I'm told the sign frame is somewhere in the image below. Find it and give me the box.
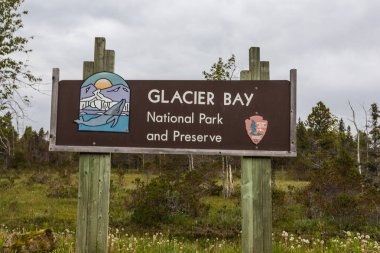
[49,68,297,157]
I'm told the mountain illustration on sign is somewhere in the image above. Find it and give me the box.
[74,72,130,133]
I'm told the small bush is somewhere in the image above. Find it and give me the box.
[209,180,223,196]
[28,171,51,185]
[46,174,77,199]
[0,171,19,188]
[129,177,172,226]
[0,178,13,190]
[128,171,210,227]
[272,188,288,225]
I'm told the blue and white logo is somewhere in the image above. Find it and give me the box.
[74,72,130,133]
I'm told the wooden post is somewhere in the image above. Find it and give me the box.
[76,37,113,253]
[240,47,272,253]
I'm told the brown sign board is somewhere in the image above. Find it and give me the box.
[49,71,296,157]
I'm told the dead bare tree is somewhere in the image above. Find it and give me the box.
[188,154,194,171]
[221,155,234,198]
[348,101,362,175]
[228,164,234,195]
[363,105,370,164]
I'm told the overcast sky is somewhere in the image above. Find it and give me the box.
[15,0,380,132]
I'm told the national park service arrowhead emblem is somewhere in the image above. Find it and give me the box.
[245,115,268,145]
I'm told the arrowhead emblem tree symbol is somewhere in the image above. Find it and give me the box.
[245,115,268,145]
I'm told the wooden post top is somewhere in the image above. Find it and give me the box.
[240,47,270,81]
[83,37,115,79]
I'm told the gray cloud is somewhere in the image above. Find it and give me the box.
[14,0,380,133]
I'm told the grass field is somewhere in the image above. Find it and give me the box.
[0,169,308,230]
[0,168,303,231]
[0,170,153,230]
[275,180,310,192]
[0,172,75,230]
[3,169,379,252]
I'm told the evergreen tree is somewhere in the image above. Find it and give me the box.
[304,102,339,169]
[338,118,346,133]
[0,112,18,168]
[306,101,337,136]
[18,126,49,166]
[369,103,380,174]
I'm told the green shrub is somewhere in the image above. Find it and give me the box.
[46,173,77,199]
[0,178,13,190]
[28,171,51,185]
[292,219,317,234]
[272,188,289,226]
[210,180,223,196]
[129,171,210,227]
[129,177,172,226]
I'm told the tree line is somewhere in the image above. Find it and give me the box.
[1,100,380,181]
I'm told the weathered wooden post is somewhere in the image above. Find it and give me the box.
[76,37,114,253]
[240,47,272,253]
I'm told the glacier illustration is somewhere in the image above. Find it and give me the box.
[74,72,130,133]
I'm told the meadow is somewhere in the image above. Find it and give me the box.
[2,226,380,252]
[1,168,380,252]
